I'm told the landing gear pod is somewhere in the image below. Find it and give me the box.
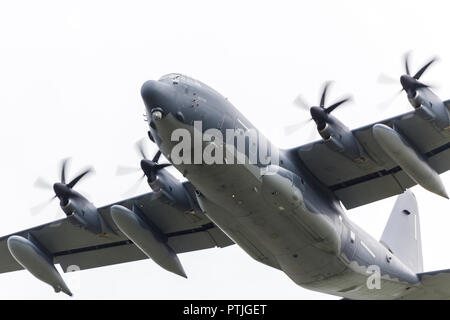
[110,205,187,278]
[372,124,448,199]
[7,236,72,296]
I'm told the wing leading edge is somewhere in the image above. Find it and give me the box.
[0,183,233,276]
[289,110,450,209]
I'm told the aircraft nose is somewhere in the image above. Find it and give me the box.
[141,80,174,113]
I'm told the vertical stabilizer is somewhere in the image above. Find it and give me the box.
[380,190,423,273]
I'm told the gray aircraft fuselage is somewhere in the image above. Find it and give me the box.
[141,73,419,299]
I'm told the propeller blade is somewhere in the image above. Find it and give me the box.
[135,139,148,160]
[154,163,171,171]
[305,125,318,142]
[325,97,352,114]
[293,94,310,111]
[33,177,53,190]
[376,89,403,111]
[404,52,411,76]
[320,82,331,108]
[60,158,69,184]
[414,57,437,80]
[30,196,56,216]
[122,174,146,197]
[116,165,141,176]
[284,118,312,136]
[377,73,398,85]
[152,150,162,163]
[66,168,94,189]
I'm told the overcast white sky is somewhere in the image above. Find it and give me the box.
[1,0,450,299]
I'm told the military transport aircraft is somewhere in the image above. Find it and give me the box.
[2,54,450,299]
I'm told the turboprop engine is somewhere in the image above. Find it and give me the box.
[386,53,450,130]
[117,140,197,214]
[33,158,112,235]
[10,159,117,296]
[287,82,367,163]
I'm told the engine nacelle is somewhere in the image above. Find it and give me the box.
[319,122,367,163]
[411,89,450,130]
[150,170,197,214]
[61,195,112,235]
[318,123,333,140]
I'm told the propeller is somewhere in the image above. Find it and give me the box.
[116,140,171,194]
[31,159,94,215]
[400,52,437,98]
[379,53,438,102]
[285,82,352,135]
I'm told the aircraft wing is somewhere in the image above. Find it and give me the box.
[288,110,450,209]
[0,182,233,274]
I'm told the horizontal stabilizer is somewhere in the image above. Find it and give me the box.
[400,269,450,299]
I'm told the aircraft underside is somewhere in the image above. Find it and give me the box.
[150,111,418,300]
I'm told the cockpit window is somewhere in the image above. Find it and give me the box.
[158,73,202,88]
[184,76,202,88]
[159,73,182,84]
[159,73,180,80]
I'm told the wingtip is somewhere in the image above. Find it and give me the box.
[436,189,449,199]
[436,185,449,199]
[65,290,73,297]
[176,269,188,279]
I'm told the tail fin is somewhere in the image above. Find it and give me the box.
[380,190,423,273]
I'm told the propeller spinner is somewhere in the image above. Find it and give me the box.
[286,82,352,135]
[32,159,94,214]
[116,140,171,194]
[400,53,437,99]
